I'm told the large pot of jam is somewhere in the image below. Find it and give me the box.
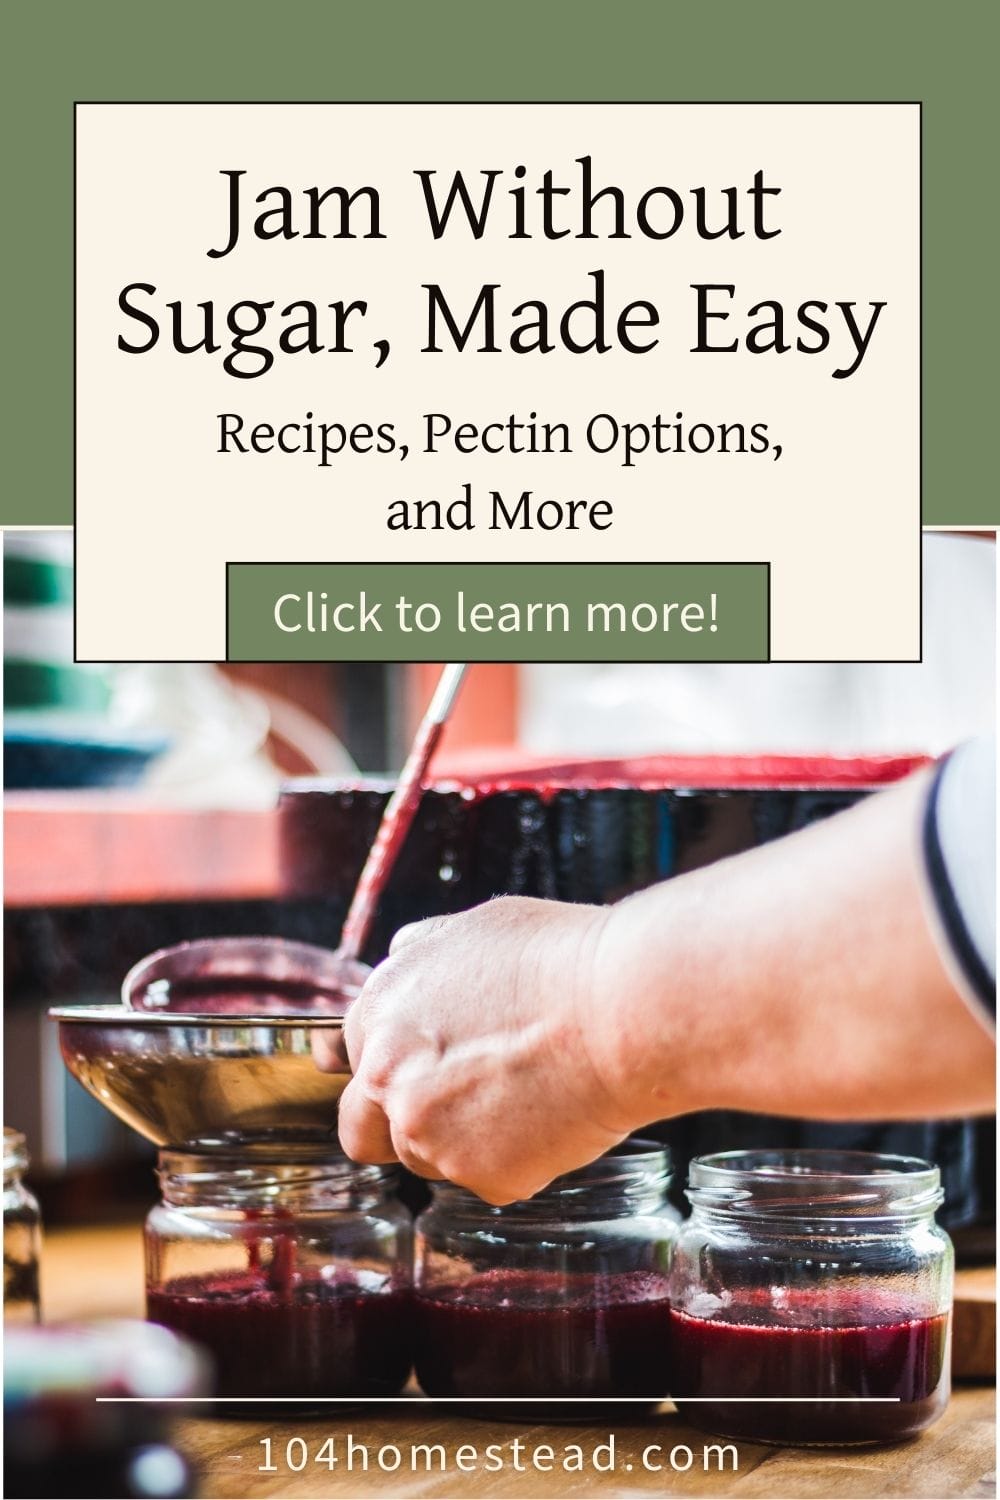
[278,753,990,1249]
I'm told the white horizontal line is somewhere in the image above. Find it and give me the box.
[97,1396,902,1405]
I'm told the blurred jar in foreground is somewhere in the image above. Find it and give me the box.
[4,1319,206,1499]
[4,1126,42,1324]
[414,1139,677,1419]
[670,1150,954,1445]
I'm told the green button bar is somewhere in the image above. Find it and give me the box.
[227,561,770,663]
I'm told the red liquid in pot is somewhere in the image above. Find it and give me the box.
[669,1304,950,1444]
[147,1272,411,1400]
[414,1270,672,1418]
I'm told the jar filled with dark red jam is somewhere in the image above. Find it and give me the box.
[413,1139,677,1418]
[670,1150,953,1446]
[145,1146,412,1403]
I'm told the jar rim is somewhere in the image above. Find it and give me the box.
[431,1137,671,1212]
[3,1127,28,1176]
[687,1148,942,1219]
[157,1144,398,1203]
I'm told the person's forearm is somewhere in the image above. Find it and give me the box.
[334,762,994,1203]
[597,769,995,1126]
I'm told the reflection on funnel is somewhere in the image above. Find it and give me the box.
[51,937,365,1150]
[123,936,369,1017]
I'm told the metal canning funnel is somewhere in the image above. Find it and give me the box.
[50,937,365,1149]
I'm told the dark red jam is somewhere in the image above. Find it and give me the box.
[669,1300,950,1445]
[147,1272,411,1400]
[414,1269,672,1418]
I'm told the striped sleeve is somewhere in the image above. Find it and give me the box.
[922,736,996,1021]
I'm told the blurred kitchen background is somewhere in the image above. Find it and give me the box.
[4,530,995,1255]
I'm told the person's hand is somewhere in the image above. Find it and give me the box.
[326,763,996,1202]
[333,896,638,1204]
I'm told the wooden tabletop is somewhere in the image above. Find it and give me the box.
[42,1223,997,1500]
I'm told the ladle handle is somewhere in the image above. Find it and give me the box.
[425,659,467,724]
[338,663,468,962]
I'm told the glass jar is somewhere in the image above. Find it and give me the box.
[3,1128,42,1324]
[670,1150,953,1445]
[414,1139,677,1417]
[145,1146,412,1401]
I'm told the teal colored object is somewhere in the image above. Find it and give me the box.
[4,553,74,606]
[4,725,168,789]
[4,659,110,713]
